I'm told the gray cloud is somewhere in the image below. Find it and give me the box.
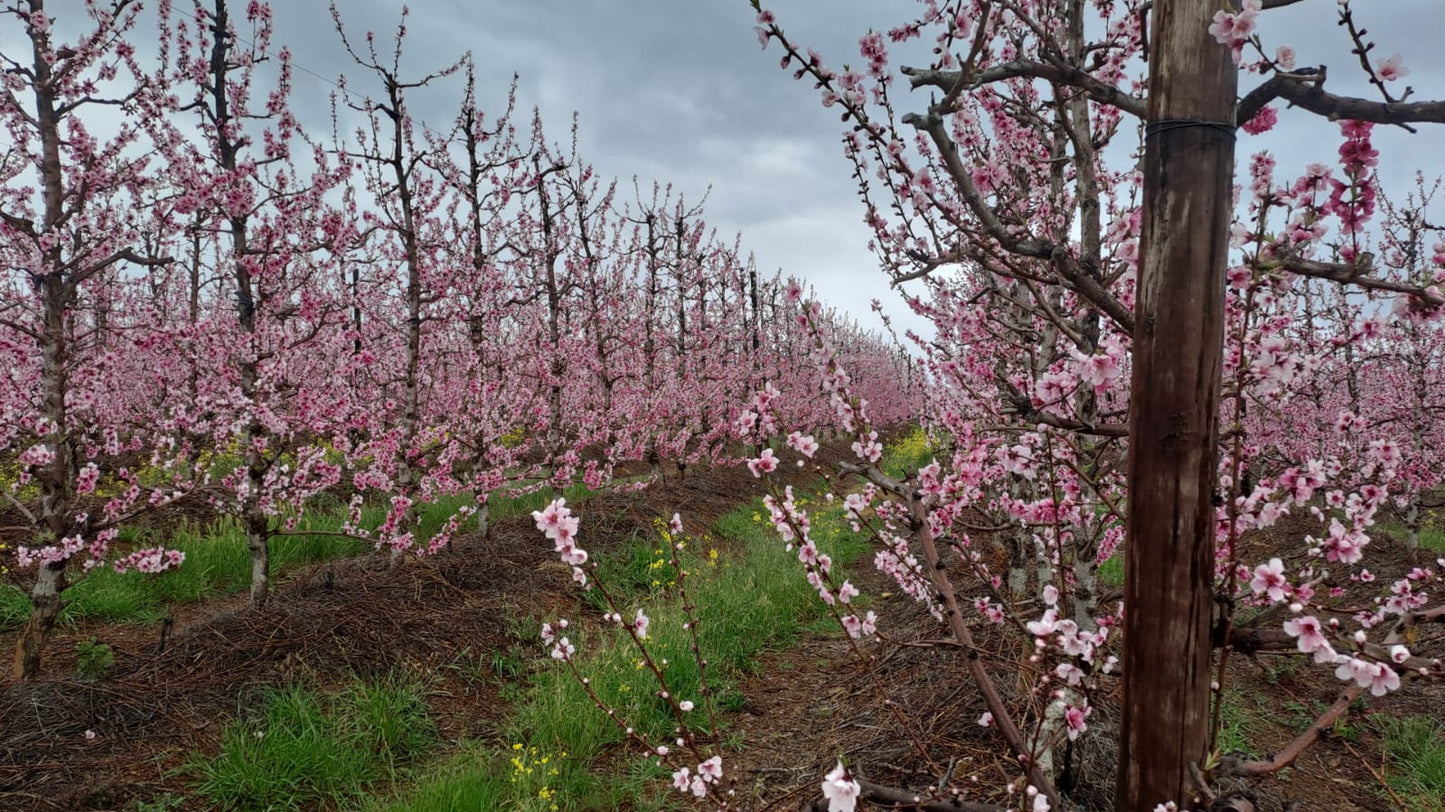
[230,1,1445,340]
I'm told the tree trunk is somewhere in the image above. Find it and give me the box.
[14,562,66,680]
[1117,1,1237,809]
[246,512,271,609]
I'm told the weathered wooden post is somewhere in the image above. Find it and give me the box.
[1118,0,1238,808]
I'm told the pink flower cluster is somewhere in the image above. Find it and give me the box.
[533,498,588,586]
[1207,0,1260,64]
[111,546,185,575]
[540,618,574,661]
[1283,612,1409,695]
[671,755,722,799]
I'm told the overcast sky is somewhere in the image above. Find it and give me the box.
[18,1,1444,338]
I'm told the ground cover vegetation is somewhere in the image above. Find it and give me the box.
[5,1,1445,811]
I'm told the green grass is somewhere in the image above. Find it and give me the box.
[1210,689,1264,757]
[0,484,594,633]
[487,482,597,523]
[191,673,436,811]
[0,514,380,632]
[1098,553,1125,586]
[1377,715,1445,812]
[1374,513,1445,554]
[0,584,28,630]
[1421,525,1444,552]
[378,489,870,811]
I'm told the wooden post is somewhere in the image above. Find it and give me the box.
[1118,0,1237,809]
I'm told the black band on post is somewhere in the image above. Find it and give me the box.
[1143,118,1238,140]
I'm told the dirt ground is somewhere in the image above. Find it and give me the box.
[2,456,1441,811]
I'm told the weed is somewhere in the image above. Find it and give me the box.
[386,491,866,810]
[191,675,435,810]
[1262,660,1299,687]
[880,425,934,478]
[489,648,526,681]
[345,675,436,769]
[1210,689,1261,757]
[75,638,114,681]
[1421,525,1444,552]
[127,794,184,812]
[1376,715,1445,812]
[507,742,566,811]
[370,743,509,811]
[0,584,29,631]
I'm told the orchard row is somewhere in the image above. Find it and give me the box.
[0,1,916,678]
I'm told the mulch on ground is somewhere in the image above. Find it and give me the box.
[720,504,1445,812]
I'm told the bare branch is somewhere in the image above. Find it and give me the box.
[903,61,1147,120]
[1238,70,1445,131]
[903,111,1136,335]
[2,489,37,525]
[1274,255,1445,306]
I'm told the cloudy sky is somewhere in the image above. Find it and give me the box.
[22,1,1442,337]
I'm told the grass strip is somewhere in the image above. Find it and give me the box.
[0,486,596,632]
[191,673,437,811]
[375,487,869,811]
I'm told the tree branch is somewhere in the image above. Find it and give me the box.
[1222,604,1445,778]
[1238,70,1445,131]
[903,61,1147,120]
[902,112,1136,335]
[1274,255,1445,306]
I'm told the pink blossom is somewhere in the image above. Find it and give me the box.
[18,444,55,468]
[550,636,575,660]
[1283,615,1334,662]
[1075,351,1122,391]
[1240,105,1277,135]
[1335,656,1400,696]
[1249,557,1289,602]
[787,430,819,457]
[821,762,861,812]
[1064,703,1090,740]
[748,448,779,477]
[851,437,883,463]
[1027,608,1060,637]
[860,610,876,635]
[1207,0,1260,51]
[1375,53,1409,82]
[540,619,566,645]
